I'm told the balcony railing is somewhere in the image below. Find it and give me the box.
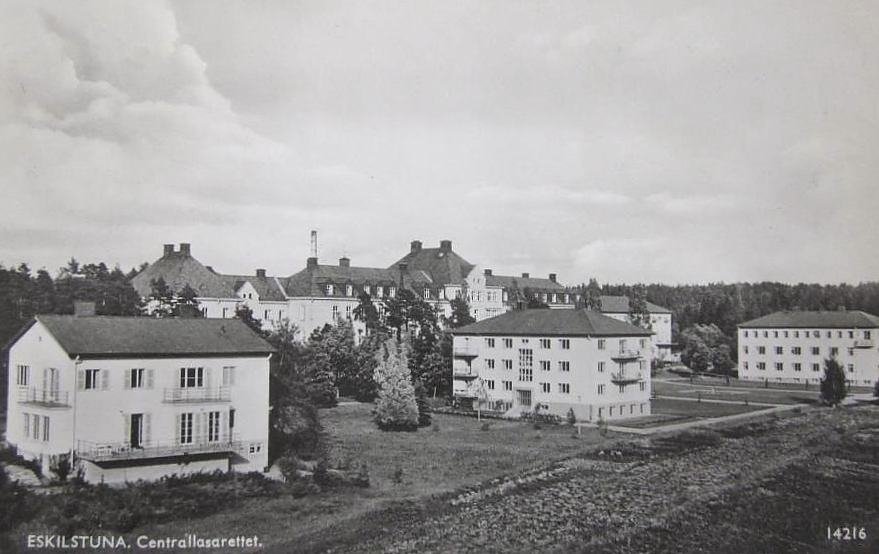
[610,371,644,385]
[453,367,479,380]
[853,339,875,349]
[77,435,242,463]
[453,344,480,358]
[162,387,231,403]
[18,388,70,407]
[611,349,642,362]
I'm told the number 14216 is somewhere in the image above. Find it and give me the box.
[827,527,867,541]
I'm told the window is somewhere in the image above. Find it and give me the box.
[757,362,766,371]
[597,384,605,395]
[503,380,513,391]
[486,380,495,390]
[346,285,353,297]
[264,309,271,320]
[540,382,551,393]
[640,382,646,392]
[485,338,495,348]
[744,362,749,371]
[423,288,431,300]
[784,331,789,338]
[811,346,820,355]
[598,361,605,373]
[222,366,236,387]
[503,359,513,370]
[129,368,145,389]
[758,346,766,355]
[346,305,353,319]
[559,383,570,394]
[539,360,551,371]
[618,384,625,393]
[597,339,606,350]
[503,338,513,349]
[813,330,819,338]
[866,331,872,340]
[364,285,372,296]
[540,338,551,349]
[42,416,50,441]
[559,361,570,372]
[32,414,40,440]
[208,411,221,442]
[389,286,396,298]
[23,412,30,438]
[485,359,495,370]
[522,338,529,344]
[830,347,839,357]
[559,339,570,350]
[775,346,783,355]
[775,362,784,371]
[848,364,854,373]
[179,413,193,444]
[794,331,799,338]
[518,349,533,382]
[773,331,779,338]
[793,363,802,372]
[84,369,101,390]
[763,331,769,338]
[180,367,204,388]
[376,286,384,298]
[792,347,801,355]
[325,284,334,296]
[826,331,832,338]
[16,365,29,386]
[812,363,820,372]
[744,346,749,354]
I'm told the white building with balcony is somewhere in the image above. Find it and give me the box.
[450,309,654,421]
[737,310,879,386]
[599,295,675,362]
[4,313,273,483]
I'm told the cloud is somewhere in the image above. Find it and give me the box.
[468,185,631,207]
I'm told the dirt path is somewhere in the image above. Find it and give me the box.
[310,406,879,554]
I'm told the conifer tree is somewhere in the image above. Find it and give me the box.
[373,339,419,431]
[820,357,847,406]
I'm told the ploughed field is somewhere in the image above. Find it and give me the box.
[318,405,879,554]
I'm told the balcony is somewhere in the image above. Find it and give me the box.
[162,387,231,403]
[611,349,642,362]
[77,435,243,463]
[853,339,874,349]
[453,344,480,359]
[610,371,643,385]
[453,382,481,398]
[453,367,479,380]
[18,388,70,408]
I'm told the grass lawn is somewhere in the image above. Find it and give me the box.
[653,380,820,405]
[651,397,771,418]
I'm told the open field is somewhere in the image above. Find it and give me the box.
[654,378,823,405]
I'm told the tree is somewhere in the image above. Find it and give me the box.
[235,304,265,336]
[414,379,433,427]
[148,277,174,317]
[584,278,602,311]
[373,338,419,431]
[353,292,382,336]
[820,357,847,406]
[629,284,652,329]
[175,284,202,318]
[445,296,475,329]
[679,324,734,374]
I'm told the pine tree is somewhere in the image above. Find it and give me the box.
[414,379,433,427]
[373,339,419,431]
[820,357,847,406]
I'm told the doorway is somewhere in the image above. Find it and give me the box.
[130,413,143,449]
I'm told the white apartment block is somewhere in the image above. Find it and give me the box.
[737,311,879,387]
[599,295,675,362]
[450,309,653,421]
[5,312,273,483]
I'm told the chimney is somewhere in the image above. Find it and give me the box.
[410,240,422,253]
[307,257,319,268]
[179,243,191,256]
[521,272,530,278]
[73,301,96,317]
[549,273,557,283]
[484,269,493,276]
[339,257,350,268]
[398,262,408,286]
[163,244,174,257]
[256,268,266,278]
[439,240,452,252]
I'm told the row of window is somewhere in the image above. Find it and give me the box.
[743,361,856,373]
[743,329,872,340]
[21,413,50,442]
[325,283,397,299]
[481,338,646,351]
[482,381,647,396]
[745,346,848,357]
[74,366,237,391]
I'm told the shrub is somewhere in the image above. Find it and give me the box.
[873,380,879,401]
[373,339,419,431]
[0,444,42,478]
[0,464,35,533]
[49,453,73,483]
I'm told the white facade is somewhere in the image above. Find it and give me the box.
[452,333,652,421]
[604,311,674,362]
[6,320,270,483]
[738,326,879,386]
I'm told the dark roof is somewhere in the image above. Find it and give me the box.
[28,316,275,358]
[283,265,403,297]
[739,311,879,329]
[599,295,672,314]
[486,274,566,292]
[391,247,475,286]
[130,251,234,298]
[221,275,287,302]
[450,309,653,337]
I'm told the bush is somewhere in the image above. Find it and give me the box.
[0,464,35,533]
[373,339,419,431]
[0,444,42,478]
[49,453,73,484]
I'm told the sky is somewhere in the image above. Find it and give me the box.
[1,0,877,285]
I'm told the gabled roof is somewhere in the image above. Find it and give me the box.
[450,309,653,337]
[25,316,275,358]
[391,247,475,287]
[130,250,234,299]
[738,310,879,329]
[283,265,403,297]
[599,295,672,314]
[221,275,287,302]
[486,274,566,292]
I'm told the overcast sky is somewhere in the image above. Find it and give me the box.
[1,0,877,285]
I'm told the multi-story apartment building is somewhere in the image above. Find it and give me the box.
[4,306,273,483]
[599,295,675,362]
[131,241,575,339]
[450,309,653,421]
[737,311,879,386]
